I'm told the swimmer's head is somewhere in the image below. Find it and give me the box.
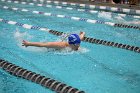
[68,34,81,51]
[68,34,81,45]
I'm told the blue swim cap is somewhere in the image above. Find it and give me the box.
[68,34,81,45]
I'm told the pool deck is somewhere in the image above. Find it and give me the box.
[57,0,140,10]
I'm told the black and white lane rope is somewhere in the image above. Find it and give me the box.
[1,0,140,19]
[1,0,140,15]
[0,59,85,93]
[0,18,139,53]
[49,30,140,53]
[1,5,140,30]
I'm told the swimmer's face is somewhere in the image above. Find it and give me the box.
[69,44,80,51]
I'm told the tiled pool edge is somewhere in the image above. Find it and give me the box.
[0,59,85,93]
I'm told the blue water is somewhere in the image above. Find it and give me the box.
[0,1,140,93]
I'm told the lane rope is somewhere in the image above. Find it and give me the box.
[0,59,85,93]
[0,45,57,79]
[0,18,139,53]
[1,5,140,30]
[1,0,140,19]
[2,0,140,15]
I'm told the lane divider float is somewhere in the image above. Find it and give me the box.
[1,0,140,19]
[49,30,140,53]
[1,5,140,30]
[1,0,140,15]
[0,18,139,53]
[0,59,85,93]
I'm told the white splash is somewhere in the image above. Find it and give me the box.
[126,20,140,25]
[114,16,140,25]
[14,28,33,41]
[54,47,89,55]
[114,16,125,21]
[98,12,112,20]
[14,28,33,49]
[78,47,90,53]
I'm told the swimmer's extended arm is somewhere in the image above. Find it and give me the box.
[22,40,68,48]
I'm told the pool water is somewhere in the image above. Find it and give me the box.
[0,0,140,93]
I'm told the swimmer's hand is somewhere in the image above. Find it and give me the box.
[79,31,85,41]
[22,40,30,47]
[80,31,85,35]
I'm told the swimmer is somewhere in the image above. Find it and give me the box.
[22,32,85,51]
